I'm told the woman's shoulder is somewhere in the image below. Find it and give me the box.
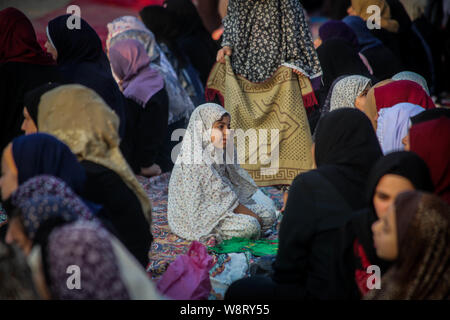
[0,61,58,77]
[81,161,141,203]
[291,169,332,189]
[81,161,123,185]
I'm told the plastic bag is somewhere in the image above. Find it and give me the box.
[157,241,213,300]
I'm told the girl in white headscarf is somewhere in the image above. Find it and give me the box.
[168,103,276,242]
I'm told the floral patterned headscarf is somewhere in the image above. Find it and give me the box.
[168,103,258,241]
[11,175,93,221]
[17,195,80,241]
[46,220,130,299]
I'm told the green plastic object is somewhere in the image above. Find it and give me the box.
[208,237,278,256]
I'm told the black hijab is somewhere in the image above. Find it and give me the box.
[23,82,61,125]
[316,38,372,94]
[353,151,434,275]
[47,15,126,137]
[314,108,382,209]
[321,0,351,20]
[164,0,218,84]
[11,133,86,194]
[164,0,208,37]
[410,108,450,126]
[331,151,435,299]
[139,5,188,67]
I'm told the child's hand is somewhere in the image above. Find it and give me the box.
[216,46,232,63]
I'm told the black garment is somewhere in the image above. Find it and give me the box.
[410,108,450,126]
[316,39,373,106]
[121,88,169,174]
[413,15,445,94]
[313,109,383,207]
[321,0,351,20]
[164,0,219,85]
[80,160,152,268]
[0,61,61,152]
[360,45,402,80]
[47,15,127,138]
[157,117,187,173]
[23,82,61,125]
[330,151,434,299]
[226,275,305,301]
[140,6,187,68]
[139,5,206,106]
[369,27,402,62]
[227,109,382,300]
[377,0,431,84]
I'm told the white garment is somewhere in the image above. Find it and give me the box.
[210,253,248,299]
[110,237,163,300]
[168,103,276,241]
[376,103,425,154]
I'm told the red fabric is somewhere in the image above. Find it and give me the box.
[0,7,54,65]
[205,87,224,106]
[353,239,373,296]
[410,117,450,205]
[302,92,318,112]
[374,80,436,112]
[87,0,164,9]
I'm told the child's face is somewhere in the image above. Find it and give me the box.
[372,203,398,261]
[211,115,231,149]
[354,85,370,111]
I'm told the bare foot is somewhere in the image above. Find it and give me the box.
[140,164,162,177]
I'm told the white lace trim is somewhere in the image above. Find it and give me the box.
[281,62,322,79]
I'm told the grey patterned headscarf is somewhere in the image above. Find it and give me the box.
[392,71,430,95]
[106,16,194,124]
[329,75,372,112]
[106,16,159,62]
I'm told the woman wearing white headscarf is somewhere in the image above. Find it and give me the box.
[168,103,276,242]
[376,102,425,154]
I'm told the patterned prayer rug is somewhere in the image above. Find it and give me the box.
[138,172,283,298]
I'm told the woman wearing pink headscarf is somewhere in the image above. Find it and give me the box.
[109,38,169,177]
